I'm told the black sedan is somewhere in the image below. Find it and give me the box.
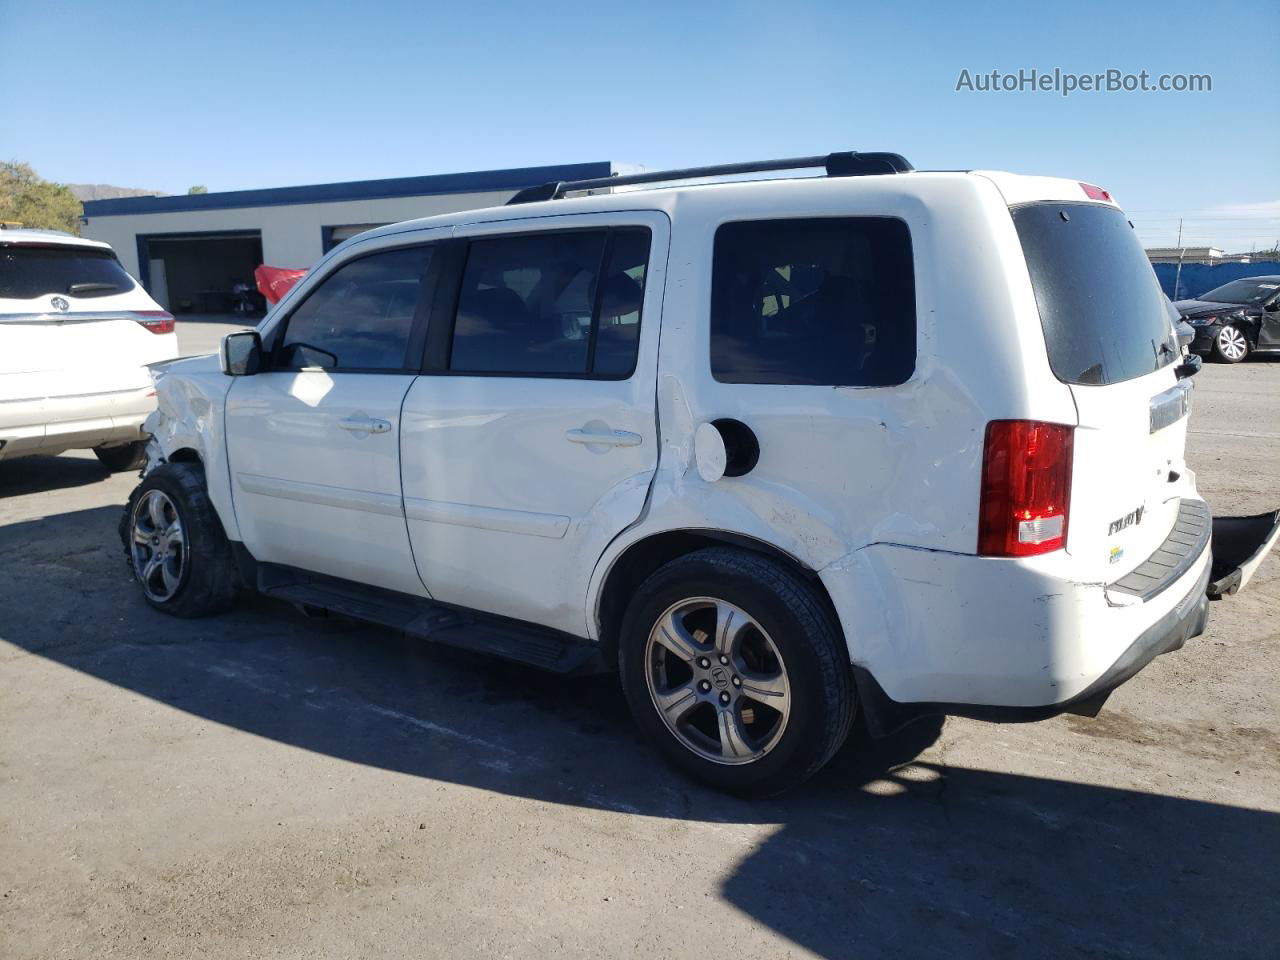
[1174,275,1280,362]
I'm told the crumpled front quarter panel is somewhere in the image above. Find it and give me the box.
[143,355,239,541]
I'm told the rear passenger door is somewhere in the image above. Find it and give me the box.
[400,213,668,634]
[225,234,445,596]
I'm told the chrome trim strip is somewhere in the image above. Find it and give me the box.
[0,311,146,325]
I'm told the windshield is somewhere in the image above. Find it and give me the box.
[0,244,136,300]
[1196,278,1279,306]
[1012,202,1177,386]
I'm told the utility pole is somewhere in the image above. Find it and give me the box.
[1173,218,1185,301]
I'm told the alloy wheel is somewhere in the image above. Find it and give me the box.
[130,489,187,602]
[644,597,792,765]
[1218,326,1248,361]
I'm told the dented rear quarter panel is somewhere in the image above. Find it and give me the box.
[587,175,1079,646]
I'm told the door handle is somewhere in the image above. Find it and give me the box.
[339,416,392,435]
[566,427,643,448]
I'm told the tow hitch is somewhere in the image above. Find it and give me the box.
[1208,509,1280,598]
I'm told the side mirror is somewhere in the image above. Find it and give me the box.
[220,330,263,376]
[1175,353,1202,380]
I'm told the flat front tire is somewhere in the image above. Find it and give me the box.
[120,461,239,617]
[618,547,855,796]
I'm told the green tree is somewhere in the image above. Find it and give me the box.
[187,185,208,195]
[0,161,81,234]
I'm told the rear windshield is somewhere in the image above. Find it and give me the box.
[0,245,136,300]
[1012,203,1176,386]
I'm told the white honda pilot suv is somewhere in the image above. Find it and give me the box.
[122,153,1221,794]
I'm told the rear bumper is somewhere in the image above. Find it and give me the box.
[0,387,154,459]
[1208,510,1280,597]
[821,501,1215,715]
[853,559,1210,734]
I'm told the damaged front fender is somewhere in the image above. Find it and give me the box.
[143,354,241,541]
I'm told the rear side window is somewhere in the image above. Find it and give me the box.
[711,218,915,386]
[1013,203,1177,385]
[278,245,432,371]
[0,245,137,300]
[449,227,650,377]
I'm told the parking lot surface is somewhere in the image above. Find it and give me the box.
[1,352,1277,959]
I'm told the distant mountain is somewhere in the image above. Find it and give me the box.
[67,184,167,202]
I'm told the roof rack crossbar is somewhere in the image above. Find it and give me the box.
[506,151,913,205]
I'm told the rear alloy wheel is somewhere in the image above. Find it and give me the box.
[619,547,854,795]
[644,598,792,765]
[1212,324,1249,363]
[94,440,148,472]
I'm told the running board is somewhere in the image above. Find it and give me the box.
[256,564,607,675]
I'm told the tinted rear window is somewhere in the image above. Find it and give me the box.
[1012,203,1176,385]
[0,245,137,300]
[711,217,915,386]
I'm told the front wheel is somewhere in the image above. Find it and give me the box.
[618,547,855,796]
[120,461,240,617]
[1212,324,1250,363]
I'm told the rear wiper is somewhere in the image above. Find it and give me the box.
[68,282,120,294]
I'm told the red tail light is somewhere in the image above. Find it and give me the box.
[132,310,175,334]
[978,420,1074,557]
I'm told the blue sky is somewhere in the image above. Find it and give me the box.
[2,0,1277,250]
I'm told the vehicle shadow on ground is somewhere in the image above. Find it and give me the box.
[3,506,1277,957]
[0,454,112,496]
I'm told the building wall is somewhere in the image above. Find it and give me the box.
[83,188,516,278]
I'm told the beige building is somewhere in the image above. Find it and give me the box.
[81,162,618,313]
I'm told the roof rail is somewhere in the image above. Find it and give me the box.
[505,151,913,205]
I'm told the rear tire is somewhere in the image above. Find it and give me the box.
[1211,324,1249,363]
[618,547,855,796]
[119,461,240,617]
[94,441,148,473]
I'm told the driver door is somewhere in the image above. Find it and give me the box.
[1259,291,1280,351]
[225,232,445,596]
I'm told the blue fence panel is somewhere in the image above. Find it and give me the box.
[1153,261,1280,301]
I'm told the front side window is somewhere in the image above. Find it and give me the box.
[449,227,650,377]
[711,218,916,386]
[277,245,432,371]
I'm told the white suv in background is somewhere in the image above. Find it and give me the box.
[1,228,177,471]
[121,152,1262,795]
